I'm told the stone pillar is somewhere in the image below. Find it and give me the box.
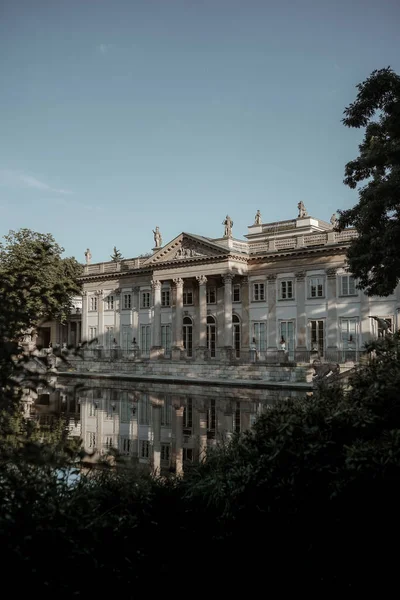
[241,277,250,350]
[150,280,163,358]
[150,395,162,473]
[295,271,307,352]
[267,274,277,350]
[223,273,233,347]
[196,275,207,349]
[81,292,88,342]
[132,286,140,343]
[173,400,184,475]
[96,289,104,346]
[172,278,184,356]
[326,268,338,357]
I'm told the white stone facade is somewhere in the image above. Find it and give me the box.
[78,214,400,362]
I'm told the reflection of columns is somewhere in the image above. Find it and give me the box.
[223,273,233,347]
[96,289,104,345]
[198,405,207,462]
[267,274,277,349]
[173,278,184,348]
[82,292,88,342]
[150,396,162,473]
[295,271,307,350]
[326,268,338,351]
[196,275,207,347]
[224,401,234,441]
[151,280,162,347]
[173,400,184,475]
[241,277,250,349]
[132,287,140,342]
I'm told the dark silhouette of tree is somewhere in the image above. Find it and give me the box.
[110,246,124,262]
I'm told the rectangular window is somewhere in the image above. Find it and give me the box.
[183,448,193,463]
[88,327,97,341]
[310,320,325,356]
[252,283,265,301]
[139,394,151,425]
[161,444,170,463]
[87,432,96,449]
[120,437,132,455]
[140,440,150,459]
[105,326,114,349]
[161,396,171,426]
[120,396,130,423]
[89,296,98,311]
[161,290,170,307]
[140,325,151,355]
[279,280,294,300]
[253,322,266,352]
[105,295,114,310]
[183,288,193,305]
[234,402,241,433]
[123,294,132,309]
[161,325,171,354]
[206,287,216,304]
[206,399,216,432]
[183,398,193,430]
[340,275,356,296]
[141,291,151,308]
[308,277,325,298]
[103,435,113,449]
[233,284,241,303]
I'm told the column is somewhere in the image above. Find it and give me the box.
[241,277,250,350]
[295,271,307,353]
[132,286,140,343]
[150,395,162,473]
[196,275,207,348]
[173,400,184,475]
[223,273,233,347]
[150,280,162,357]
[267,274,277,350]
[172,277,184,349]
[81,292,88,342]
[326,268,338,359]
[96,289,104,346]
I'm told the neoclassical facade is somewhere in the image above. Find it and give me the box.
[75,211,400,362]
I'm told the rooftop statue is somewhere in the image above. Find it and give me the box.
[254,209,262,225]
[223,215,233,238]
[297,201,307,218]
[84,248,92,264]
[153,226,162,248]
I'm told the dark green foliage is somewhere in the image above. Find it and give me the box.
[110,246,124,261]
[338,67,400,296]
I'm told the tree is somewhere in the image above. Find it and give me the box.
[0,229,82,340]
[338,67,400,296]
[110,246,124,262]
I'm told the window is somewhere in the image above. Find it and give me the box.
[140,440,150,459]
[140,325,151,355]
[207,315,217,357]
[105,295,114,310]
[182,316,193,357]
[120,397,130,423]
[233,284,241,303]
[123,293,131,309]
[120,437,132,455]
[375,316,393,338]
[253,322,266,352]
[206,287,216,304]
[183,448,193,462]
[234,402,241,433]
[87,432,96,449]
[89,296,98,311]
[161,396,171,426]
[105,397,114,420]
[103,435,113,449]
[141,291,151,308]
[340,275,356,296]
[232,314,241,358]
[183,288,193,305]
[279,280,294,300]
[161,289,170,307]
[207,399,216,432]
[161,444,170,463]
[308,277,325,298]
[161,324,171,354]
[310,320,325,356]
[105,326,114,348]
[139,394,151,425]
[183,398,193,430]
[252,282,265,301]
[89,327,97,341]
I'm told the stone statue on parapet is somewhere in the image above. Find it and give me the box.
[330,213,339,229]
[254,209,262,225]
[312,359,340,382]
[369,316,392,335]
[84,248,92,264]
[152,226,162,248]
[297,201,307,218]
[223,215,233,238]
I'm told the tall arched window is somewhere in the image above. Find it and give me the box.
[232,314,241,357]
[182,316,193,357]
[207,315,216,358]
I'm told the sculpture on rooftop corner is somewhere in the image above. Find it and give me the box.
[330,213,339,229]
[254,209,262,225]
[297,201,307,218]
[223,215,233,238]
[84,248,92,265]
[153,226,162,248]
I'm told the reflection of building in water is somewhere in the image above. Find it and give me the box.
[78,388,263,474]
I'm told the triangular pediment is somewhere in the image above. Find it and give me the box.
[142,233,230,265]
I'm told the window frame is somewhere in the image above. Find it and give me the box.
[140,439,150,459]
[161,289,170,307]
[340,275,357,297]
[232,284,241,303]
[105,294,114,311]
[140,290,151,309]
[89,295,98,312]
[206,286,217,304]
[252,282,265,302]
[122,293,132,310]
[183,288,193,305]
[308,276,325,299]
[279,279,294,300]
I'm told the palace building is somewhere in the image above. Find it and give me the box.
[66,207,399,362]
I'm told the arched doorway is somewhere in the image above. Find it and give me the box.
[232,314,241,358]
[206,315,216,358]
[182,316,193,357]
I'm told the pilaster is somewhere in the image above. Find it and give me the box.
[295,271,307,351]
[267,274,277,349]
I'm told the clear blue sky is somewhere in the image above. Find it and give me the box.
[1,0,399,262]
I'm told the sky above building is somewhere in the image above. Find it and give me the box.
[1,0,399,262]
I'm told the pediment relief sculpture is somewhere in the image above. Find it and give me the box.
[173,245,207,259]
